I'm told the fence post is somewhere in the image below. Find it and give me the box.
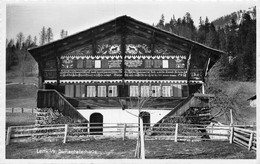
[174,123,179,142]
[140,118,145,159]
[123,123,126,141]
[12,108,14,113]
[229,127,234,144]
[6,127,12,145]
[21,108,24,113]
[248,132,254,151]
[63,124,68,144]
[32,108,34,114]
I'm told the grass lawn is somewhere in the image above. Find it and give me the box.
[6,139,256,159]
[6,113,36,128]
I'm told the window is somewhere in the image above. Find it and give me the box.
[95,60,101,68]
[162,60,169,68]
[87,86,96,97]
[154,59,162,68]
[145,59,153,68]
[151,86,161,97]
[108,86,117,97]
[85,60,93,68]
[169,59,176,68]
[162,86,172,97]
[75,85,86,97]
[182,85,189,97]
[102,59,109,68]
[98,86,107,97]
[65,85,74,97]
[141,86,150,97]
[76,59,84,68]
[130,85,139,97]
[173,85,182,97]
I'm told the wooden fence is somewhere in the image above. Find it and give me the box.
[230,127,257,151]
[7,123,255,146]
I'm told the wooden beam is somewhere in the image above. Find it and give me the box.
[121,18,126,80]
[186,45,193,95]
[91,30,97,56]
[127,20,192,46]
[151,30,155,56]
[56,55,61,87]
[155,38,189,53]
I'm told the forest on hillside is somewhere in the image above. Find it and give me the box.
[6,9,256,81]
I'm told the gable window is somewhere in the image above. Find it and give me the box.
[145,59,153,68]
[102,59,109,68]
[95,60,101,68]
[85,60,93,68]
[169,59,176,68]
[154,59,162,68]
[76,59,84,68]
[162,60,169,68]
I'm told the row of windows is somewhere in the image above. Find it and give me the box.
[62,59,185,69]
[65,85,188,98]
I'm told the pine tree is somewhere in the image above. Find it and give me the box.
[39,26,47,45]
[16,32,25,49]
[46,27,53,43]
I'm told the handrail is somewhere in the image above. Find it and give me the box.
[37,89,88,123]
[154,95,195,125]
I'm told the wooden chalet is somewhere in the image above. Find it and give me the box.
[28,16,225,131]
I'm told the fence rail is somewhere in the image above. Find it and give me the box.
[230,127,257,151]
[6,122,256,147]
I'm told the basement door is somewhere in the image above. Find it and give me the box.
[90,113,103,135]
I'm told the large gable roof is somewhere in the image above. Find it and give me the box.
[28,15,226,62]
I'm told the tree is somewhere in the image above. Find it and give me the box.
[16,32,25,49]
[39,26,47,45]
[33,36,38,46]
[156,14,165,30]
[60,29,68,39]
[25,35,33,48]
[46,27,53,43]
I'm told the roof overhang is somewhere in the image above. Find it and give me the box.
[28,15,226,64]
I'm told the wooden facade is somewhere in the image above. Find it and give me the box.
[28,16,225,110]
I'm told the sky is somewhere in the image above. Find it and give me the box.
[6,0,257,42]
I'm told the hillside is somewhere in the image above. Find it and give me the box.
[212,6,256,29]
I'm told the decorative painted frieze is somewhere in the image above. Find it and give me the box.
[125,60,143,68]
[60,69,122,78]
[96,44,121,55]
[61,58,74,68]
[125,44,151,55]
